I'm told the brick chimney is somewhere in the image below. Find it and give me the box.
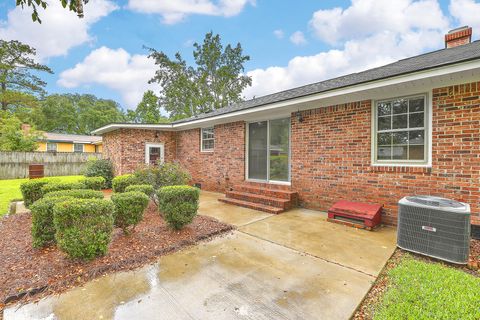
[445,26,472,48]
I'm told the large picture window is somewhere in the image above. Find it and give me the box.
[374,95,428,164]
[201,127,214,152]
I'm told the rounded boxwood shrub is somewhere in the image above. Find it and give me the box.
[157,185,199,230]
[80,176,106,190]
[44,189,104,200]
[41,181,86,197]
[125,184,154,197]
[111,191,149,234]
[133,162,191,190]
[53,198,114,260]
[112,174,138,193]
[20,179,50,208]
[30,196,74,248]
[84,158,114,188]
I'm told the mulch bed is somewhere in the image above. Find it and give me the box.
[353,239,480,320]
[0,202,233,314]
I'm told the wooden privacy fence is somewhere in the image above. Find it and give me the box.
[0,152,102,179]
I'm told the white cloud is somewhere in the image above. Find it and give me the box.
[0,0,117,61]
[127,0,255,24]
[309,0,448,45]
[244,0,450,99]
[289,31,307,45]
[449,0,480,33]
[58,47,159,108]
[273,29,284,39]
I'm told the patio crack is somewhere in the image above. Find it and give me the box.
[238,230,377,279]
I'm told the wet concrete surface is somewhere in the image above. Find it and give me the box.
[199,191,272,227]
[4,192,396,320]
[239,208,397,276]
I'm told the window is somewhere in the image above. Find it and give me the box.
[46,143,57,152]
[73,143,84,153]
[373,95,428,164]
[201,127,214,152]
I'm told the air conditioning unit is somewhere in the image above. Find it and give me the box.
[397,195,470,264]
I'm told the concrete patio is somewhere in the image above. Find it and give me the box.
[4,191,397,320]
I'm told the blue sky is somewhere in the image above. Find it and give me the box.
[0,0,478,111]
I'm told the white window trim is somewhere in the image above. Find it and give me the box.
[46,142,57,152]
[145,143,165,165]
[371,93,432,167]
[200,127,215,152]
[73,143,84,153]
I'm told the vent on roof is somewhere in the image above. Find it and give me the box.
[445,26,472,48]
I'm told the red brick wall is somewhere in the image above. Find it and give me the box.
[176,121,246,192]
[291,81,479,225]
[103,129,176,175]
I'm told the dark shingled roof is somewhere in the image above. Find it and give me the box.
[173,40,480,124]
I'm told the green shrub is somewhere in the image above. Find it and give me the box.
[112,174,138,193]
[125,184,155,197]
[44,189,104,200]
[133,162,191,190]
[84,158,114,188]
[30,196,74,248]
[80,176,106,190]
[157,185,199,230]
[20,179,50,208]
[53,198,114,260]
[111,191,149,234]
[41,182,86,197]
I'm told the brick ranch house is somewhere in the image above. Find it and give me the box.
[93,27,480,226]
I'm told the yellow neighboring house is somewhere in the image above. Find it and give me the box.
[37,132,102,153]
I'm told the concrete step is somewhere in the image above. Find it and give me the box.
[226,190,292,209]
[218,198,284,214]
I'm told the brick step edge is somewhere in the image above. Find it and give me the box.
[218,198,284,214]
[226,191,291,209]
[233,185,298,201]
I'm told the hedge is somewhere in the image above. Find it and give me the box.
[133,163,191,190]
[111,191,149,234]
[41,182,86,197]
[53,198,114,260]
[157,185,199,230]
[112,174,138,193]
[124,184,155,197]
[84,159,114,188]
[20,179,50,208]
[80,176,106,190]
[44,189,104,200]
[30,196,74,248]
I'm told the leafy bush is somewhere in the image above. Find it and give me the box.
[53,198,114,260]
[30,196,74,248]
[111,191,149,234]
[112,174,138,193]
[84,158,114,188]
[125,184,155,197]
[80,176,106,190]
[41,181,86,198]
[20,179,50,207]
[134,162,191,190]
[157,185,199,230]
[44,189,104,200]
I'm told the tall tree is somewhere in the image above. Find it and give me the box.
[126,90,169,124]
[0,113,43,151]
[32,94,125,134]
[0,40,52,111]
[16,0,87,23]
[148,32,252,120]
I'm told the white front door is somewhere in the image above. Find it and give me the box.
[145,143,165,165]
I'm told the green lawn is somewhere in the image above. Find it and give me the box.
[374,255,480,320]
[0,176,83,216]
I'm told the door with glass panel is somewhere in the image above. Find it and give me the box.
[247,118,290,183]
